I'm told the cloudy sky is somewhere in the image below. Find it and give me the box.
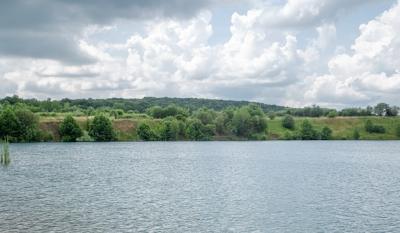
[0,0,399,107]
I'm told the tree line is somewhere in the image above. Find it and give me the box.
[1,96,397,118]
[0,96,399,142]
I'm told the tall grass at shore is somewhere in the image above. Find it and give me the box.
[1,139,10,166]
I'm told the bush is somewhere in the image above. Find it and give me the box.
[320,127,333,140]
[59,115,83,142]
[186,119,210,141]
[159,119,179,141]
[268,112,276,120]
[137,123,158,141]
[396,125,400,138]
[232,106,267,138]
[365,120,386,134]
[282,115,295,130]
[299,120,319,140]
[89,115,115,141]
[0,107,40,142]
[327,111,337,118]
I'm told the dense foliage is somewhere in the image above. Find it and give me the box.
[59,115,83,142]
[89,115,115,141]
[365,120,386,134]
[0,107,40,142]
[282,115,295,130]
[0,96,399,142]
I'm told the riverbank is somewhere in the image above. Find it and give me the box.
[38,116,400,141]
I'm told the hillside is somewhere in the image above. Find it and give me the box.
[38,115,400,141]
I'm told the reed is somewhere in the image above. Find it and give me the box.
[1,138,10,166]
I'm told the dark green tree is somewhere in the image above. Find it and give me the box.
[231,107,252,137]
[89,115,115,141]
[374,103,389,116]
[320,127,333,140]
[282,115,295,130]
[59,115,83,142]
[137,123,157,141]
[0,107,20,140]
[300,120,319,140]
[186,119,209,140]
[159,119,179,141]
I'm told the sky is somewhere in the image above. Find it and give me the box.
[0,0,399,108]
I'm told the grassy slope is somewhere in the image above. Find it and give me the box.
[39,115,400,141]
[268,117,400,140]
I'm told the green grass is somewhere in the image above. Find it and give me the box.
[1,139,11,165]
[268,117,400,140]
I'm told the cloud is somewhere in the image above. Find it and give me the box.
[252,0,382,28]
[0,0,399,108]
[0,0,217,64]
[302,0,400,106]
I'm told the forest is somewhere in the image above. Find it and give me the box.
[0,96,399,142]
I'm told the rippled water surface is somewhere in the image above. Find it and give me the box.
[1,141,400,232]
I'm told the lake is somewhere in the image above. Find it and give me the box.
[1,141,400,232]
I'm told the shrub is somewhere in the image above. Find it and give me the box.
[137,123,158,141]
[282,115,295,130]
[365,120,386,134]
[327,111,337,118]
[159,119,179,141]
[0,107,40,142]
[59,115,83,142]
[89,115,115,141]
[299,120,319,140]
[320,127,333,140]
[396,125,400,138]
[268,112,276,120]
[186,119,210,141]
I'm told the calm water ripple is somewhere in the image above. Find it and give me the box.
[1,141,400,232]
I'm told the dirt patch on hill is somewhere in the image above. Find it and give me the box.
[113,120,138,133]
[39,121,61,141]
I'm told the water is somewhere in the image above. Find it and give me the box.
[1,141,400,232]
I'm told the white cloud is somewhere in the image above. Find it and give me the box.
[303,1,400,105]
[0,0,399,108]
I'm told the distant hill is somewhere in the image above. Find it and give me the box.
[0,96,288,113]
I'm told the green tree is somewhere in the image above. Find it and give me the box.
[374,103,389,116]
[89,115,115,141]
[59,115,83,142]
[137,123,157,141]
[15,108,40,142]
[159,119,179,141]
[282,115,295,130]
[320,127,333,140]
[186,119,208,140]
[0,107,20,140]
[327,110,337,118]
[232,107,252,137]
[194,108,217,125]
[300,120,319,140]
[268,112,276,120]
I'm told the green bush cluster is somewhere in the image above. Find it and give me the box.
[137,104,268,141]
[365,120,386,134]
[0,107,40,142]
